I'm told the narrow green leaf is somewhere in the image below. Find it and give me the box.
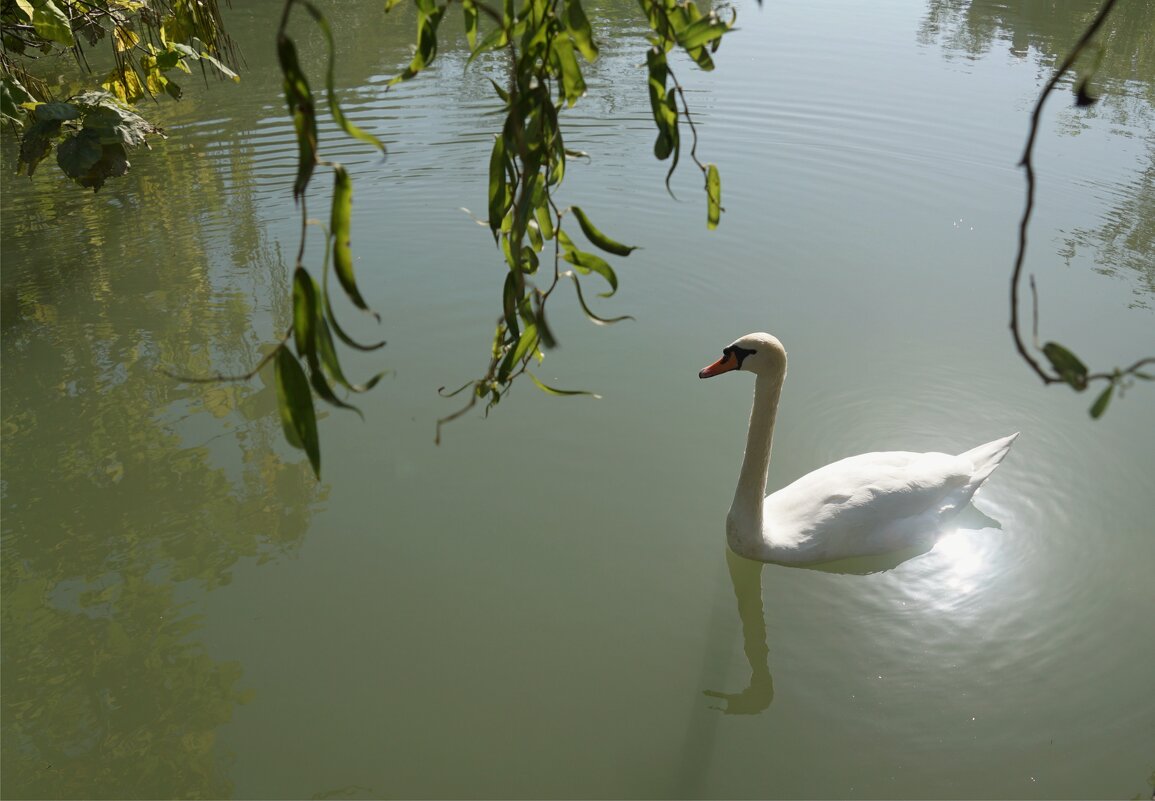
[199,52,240,82]
[502,270,521,339]
[1,75,34,126]
[1089,383,1113,419]
[390,5,445,84]
[527,219,544,252]
[315,312,381,394]
[533,291,557,349]
[706,163,722,229]
[487,78,510,103]
[1133,370,1153,381]
[330,165,371,311]
[511,324,539,364]
[462,0,478,49]
[321,244,386,353]
[528,372,601,398]
[563,0,599,61]
[1043,341,1088,390]
[534,204,555,241]
[299,1,385,152]
[676,14,728,51]
[488,133,512,235]
[569,273,634,325]
[292,267,319,358]
[276,35,317,200]
[562,248,618,297]
[571,206,636,256]
[307,349,361,415]
[467,24,509,67]
[551,35,587,108]
[275,347,322,477]
[645,48,672,130]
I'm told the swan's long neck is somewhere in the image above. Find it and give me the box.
[728,372,783,555]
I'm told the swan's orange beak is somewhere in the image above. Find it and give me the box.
[699,352,739,378]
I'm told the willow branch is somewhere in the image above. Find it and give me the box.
[1010,0,1120,384]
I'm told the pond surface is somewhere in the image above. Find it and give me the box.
[2,0,1153,797]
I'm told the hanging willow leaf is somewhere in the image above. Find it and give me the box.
[298,0,385,153]
[319,222,386,353]
[677,14,728,48]
[275,347,322,477]
[533,291,557,349]
[551,34,587,108]
[316,314,384,394]
[307,350,361,415]
[502,270,522,339]
[1043,341,1088,390]
[276,34,317,200]
[646,48,677,160]
[391,3,445,85]
[568,273,634,325]
[562,249,618,297]
[534,204,555,241]
[330,165,372,311]
[462,0,478,49]
[1090,383,1113,418]
[488,133,513,236]
[292,267,319,359]
[528,372,601,398]
[706,163,722,229]
[563,0,599,62]
[571,206,637,256]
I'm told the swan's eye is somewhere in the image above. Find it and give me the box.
[728,345,756,368]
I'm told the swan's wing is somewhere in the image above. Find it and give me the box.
[764,451,973,556]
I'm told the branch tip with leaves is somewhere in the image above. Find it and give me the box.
[1010,0,1152,418]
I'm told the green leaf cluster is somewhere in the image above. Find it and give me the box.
[1,0,239,187]
[15,92,160,191]
[377,0,734,442]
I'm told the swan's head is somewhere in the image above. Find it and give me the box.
[699,333,787,380]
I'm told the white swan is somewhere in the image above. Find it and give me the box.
[700,332,1018,565]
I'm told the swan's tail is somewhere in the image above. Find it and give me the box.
[959,432,1019,494]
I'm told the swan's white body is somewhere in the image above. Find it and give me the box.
[701,333,1018,565]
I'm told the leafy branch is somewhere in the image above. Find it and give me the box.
[165,0,389,478]
[376,0,734,442]
[1011,0,1153,417]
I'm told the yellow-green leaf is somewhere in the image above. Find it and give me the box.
[330,165,371,311]
[32,0,74,47]
[528,372,601,398]
[706,163,722,229]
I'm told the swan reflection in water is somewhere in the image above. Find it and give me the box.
[704,508,1002,715]
[702,545,926,715]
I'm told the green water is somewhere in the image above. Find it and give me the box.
[2,0,1153,797]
